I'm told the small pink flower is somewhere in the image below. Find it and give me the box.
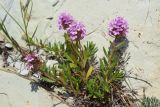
[26,63,33,70]
[108,16,128,37]
[24,53,38,63]
[24,54,34,62]
[67,21,86,41]
[24,52,39,70]
[58,12,75,30]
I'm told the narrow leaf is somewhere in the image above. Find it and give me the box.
[86,66,93,80]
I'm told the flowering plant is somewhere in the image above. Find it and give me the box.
[58,12,74,30]
[108,16,128,37]
[67,21,86,41]
[24,52,42,71]
[0,1,147,106]
[56,12,99,96]
[58,12,86,41]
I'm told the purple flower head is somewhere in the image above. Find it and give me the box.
[24,53,38,63]
[58,12,75,30]
[24,53,39,70]
[24,54,34,62]
[108,16,128,37]
[67,21,86,41]
[26,63,33,70]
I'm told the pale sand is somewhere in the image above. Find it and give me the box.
[0,0,160,101]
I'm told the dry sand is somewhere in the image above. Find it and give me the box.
[0,0,160,106]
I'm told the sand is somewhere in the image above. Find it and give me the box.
[0,0,160,106]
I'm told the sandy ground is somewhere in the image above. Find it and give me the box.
[0,69,68,107]
[0,0,160,106]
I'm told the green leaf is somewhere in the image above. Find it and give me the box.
[86,66,93,80]
[64,53,74,63]
[41,76,54,83]
[93,95,97,98]
[115,41,125,49]
[83,50,88,66]
[69,63,77,68]
[31,24,38,38]
[103,47,108,57]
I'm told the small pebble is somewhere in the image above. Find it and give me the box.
[46,60,58,68]
[33,73,41,79]
[19,69,29,76]
[66,97,74,105]
[5,43,13,50]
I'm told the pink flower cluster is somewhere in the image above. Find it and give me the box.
[67,22,86,41]
[58,13,129,40]
[24,53,39,70]
[58,12,74,30]
[108,16,128,37]
[58,12,86,41]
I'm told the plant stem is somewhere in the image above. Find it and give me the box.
[126,76,152,87]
